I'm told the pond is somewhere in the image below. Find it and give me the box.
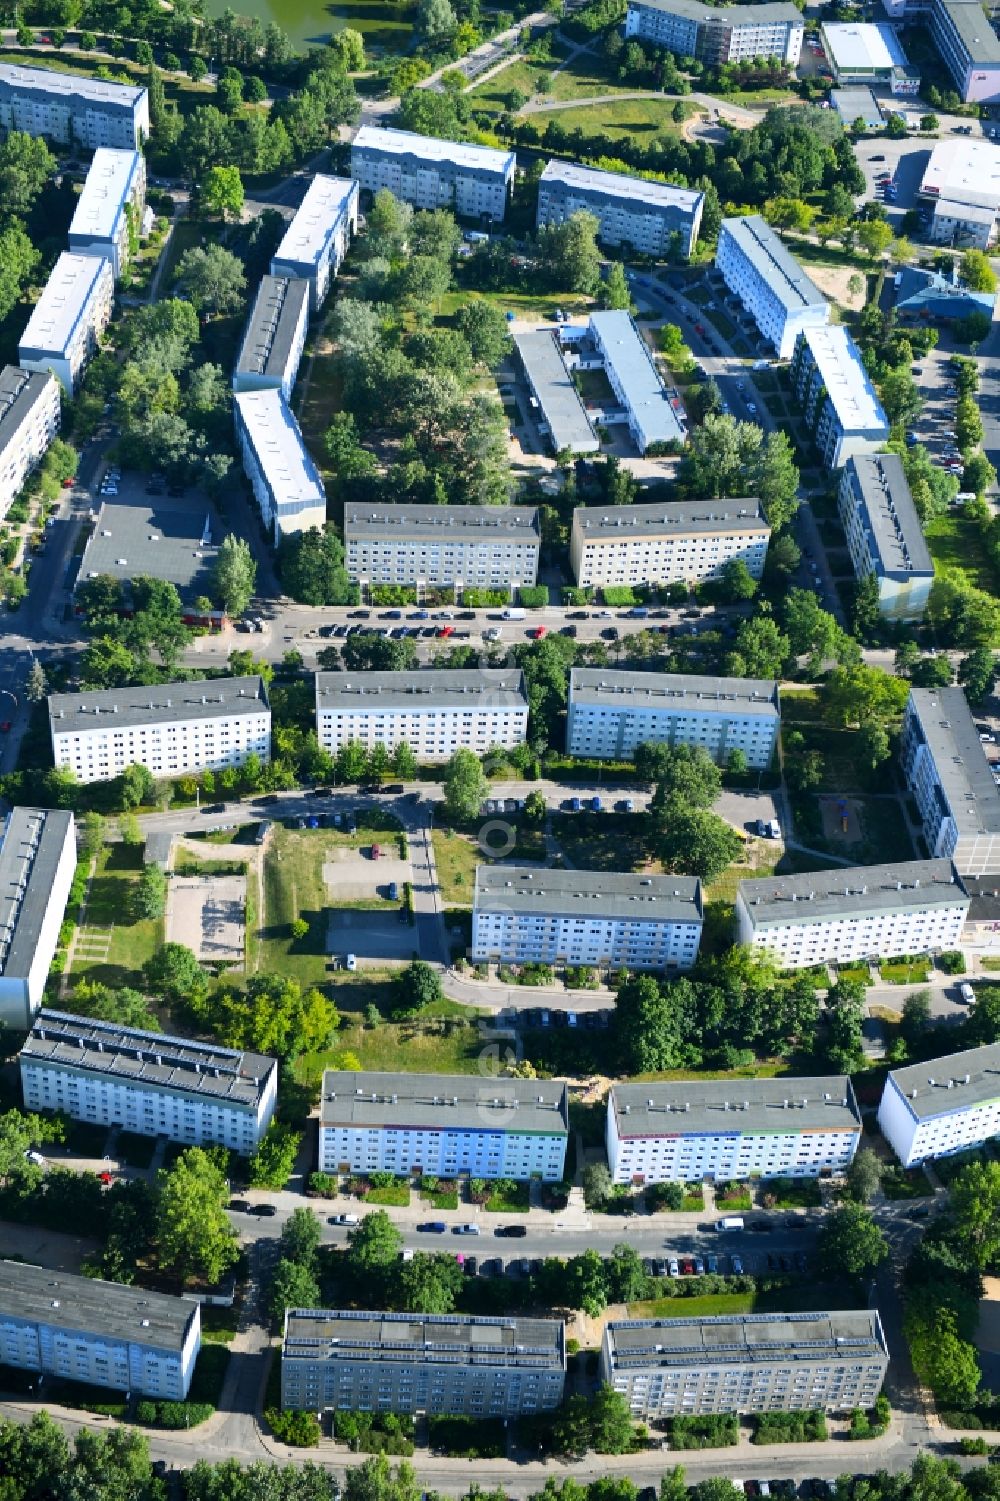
[204,0,417,52]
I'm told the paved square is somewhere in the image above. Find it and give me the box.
[167,874,246,962]
[327,909,418,965]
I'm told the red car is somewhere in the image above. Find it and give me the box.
[529,626,546,639]
[436,624,453,637]
[99,1171,113,1186]
[0,722,11,733]
[370,843,382,860]
[62,476,77,487]
[679,1257,696,1276]
[694,323,706,336]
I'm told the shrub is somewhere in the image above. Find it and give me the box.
[307,1171,337,1198]
[602,585,639,607]
[135,1401,157,1424]
[938,950,966,975]
[266,1408,320,1446]
[518,586,548,608]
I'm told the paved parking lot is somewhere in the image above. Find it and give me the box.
[327,908,417,964]
[853,138,931,228]
[322,846,411,901]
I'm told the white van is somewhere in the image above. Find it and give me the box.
[502,607,526,620]
[715,1216,745,1232]
[960,982,975,1004]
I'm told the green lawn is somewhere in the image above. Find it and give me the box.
[421,1184,460,1209]
[485,1180,531,1213]
[431,822,480,906]
[366,1183,411,1206]
[295,1006,488,1083]
[925,510,999,598]
[766,1181,821,1210]
[439,288,594,323]
[527,95,698,144]
[0,48,214,114]
[880,960,932,985]
[67,844,164,990]
[550,812,657,873]
[630,1293,755,1318]
[469,51,644,111]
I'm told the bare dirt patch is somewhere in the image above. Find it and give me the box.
[167,874,246,962]
[819,794,863,845]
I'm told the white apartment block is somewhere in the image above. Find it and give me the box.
[0,1261,200,1401]
[625,0,804,65]
[49,675,271,784]
[715,216,829,360]
[878,1042,1000,1166]
[318,1069,569,1182]
[68,147,146,279]
[472,865,704,972]
[18,251,114,395]
[232,276,310,401]
[585,310,686,452]
[315,669,528,761]
[791,326,891,470]
[0,808,75,1031]
[344,503,540,593]
[570,498,769,590]
[838,454,934,621]
[925,0,1000,104]
[270,174,359,311]
[736,858,968,971]
[0,62,149,149]
[607,1076,861,1184]
[20,1009,278,1154]
[233,389,327,540]
[282,1310,566,1417]
[901,686,1000,875]
[601,1312,887,1419]
[0,366,60,523]
[567,668,779,770]
[537,159,705,258]
[351,126,516,223]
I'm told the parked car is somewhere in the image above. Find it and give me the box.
[495,1224,527,1238]
[453,1224,481,1236]
[329,1214,360,1226]
[418,1222,447,1233]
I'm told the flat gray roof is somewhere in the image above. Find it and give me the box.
[719,215,828,315]
[345,504,540,544]
[573,498,768,541]
[959,875,1000,923]
[23,1009,277,1111]
[0,1258,198,1354]
[934,197,997,227]
[19,252,110,357]
[798,325,889,436]
[611,1075,859,1138]
[49,676,269,735]
[589,311,685,446]
[936,0,1000,65]
[315,668,527,713]
[885,1041,1000,1120]
[908,687,1000,836]
[271,175,356,269]
[320,1069,568,1134]
[284,1309,564,1369]
[69,148,142,241]
[0,809,73,981]
[475,863,703,924]
[842,454,933,580]
[628,0,801,20]
[353,125,515,177]
[738,857,963,928]
[540,158,704,214]
[605,1311,885,1371]
[78,496,220,603]
[0,366,56,460]
[570,667,779,717]
[513,330,597,454]
[234,276,309,384]
[0,61,147,110]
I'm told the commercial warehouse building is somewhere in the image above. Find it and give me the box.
[606,1076,861,1184]
[472,865,704,972]
[878,1042,1000,1166]
[233,388,327,540]
[537,159,705,258]
[351,126,516,223]
[315,668,528,761]
[587,310,686,452]
[838,454,934,621]
[513,329,598,455]
[0,1260,200,1400]
[77,495,226,624]
[270,174,358,311]
[49,675,271,783]
[566,668,780,769]
[0,366,60,522]
[18,251,114,394]
[901,686,1000,875]
[570,498,770,590]
[0,62,149,148]
[282,1309,566,1416]
[318,1069,569,1181]
[790,326,890,469]
[0,808,75,1030]
[919,137,1000,247]
[735,858,968,970]
[601,1311,888,1417]
[715,216,829,360]
[232,276,311,400]
[344,503,540,593]
[819,21,920,91]
[20,1009,278,1153]
[68,148,146,279]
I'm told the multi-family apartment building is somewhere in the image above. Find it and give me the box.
[281,1309,566,1416]
[537,159,705,258]
[318,1069,569,1181]
[472,865,704,972]
[20,1009,278,1154]
[878,1041,1000,1165]
[351,126,516,223]
[0,808,75,1030]
[790,326,891,469]
[233,388,327,540]
[232,276,310,400]
[570,498,770,590]
[586,310,687,452]
[343,504,540,593]
[0,1260,200,1400]
[838,454,934,621]
[927,0,1000,103]
[715,216,829,360]
[735,858,968,971]
[606,1076,861,1184]
[68,148,146,279]
[18,251,114,394]
[0,62,149,148]
[601,1311,888,1418]
[625,0,803,64]
[270,175,359,311]
[566,668,780,770]
[513,328,599,455]
[0,366,60,522]
[919,136,1000,247]
[315,669,528,761]
[49,675,271,783]
[900,686,1000,875]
